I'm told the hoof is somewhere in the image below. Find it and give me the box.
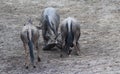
[38,57,41,62]
[33,65,36,68]
[25,66,28,69]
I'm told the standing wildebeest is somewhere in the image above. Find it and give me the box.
[60,17,81,57]
[40,7,60,50]
[20,19,40,69]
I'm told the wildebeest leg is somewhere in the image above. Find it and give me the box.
[60,50,63,58]
[23,43,29,69]
[42,29,48,47]
[60,35,66,58]
[76,42,80,55]
[73,41,80,56]
[35,41,41,62]
[74,31,80,55]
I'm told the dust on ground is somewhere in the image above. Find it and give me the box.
[0,0,120,74]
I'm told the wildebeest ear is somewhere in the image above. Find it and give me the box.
[28,18,33,24]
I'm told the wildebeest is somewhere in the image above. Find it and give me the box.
[40,7,60,50]
[20,19,40,69]
[60,17,81,57]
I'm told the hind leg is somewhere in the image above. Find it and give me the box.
[42,28,47,47]
[42,33,50,50]
[73,41,80,56]
[23,43,29,69]
[74,32,80,56]
[76,42,80,55]
[60,35,66,58]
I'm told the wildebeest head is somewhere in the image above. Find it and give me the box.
[43,32,62,50]
[41,7,60,50]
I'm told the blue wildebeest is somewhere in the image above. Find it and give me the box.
[20,19,40,69]
[60,17,81,57]
[40,7,60,50]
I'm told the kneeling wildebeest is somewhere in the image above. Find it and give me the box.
[20,19,40,69]
[40,7,60,50]
[60,17,81,57]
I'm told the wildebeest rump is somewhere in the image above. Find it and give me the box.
[60,17,81,57]
[40,7,60,50]
[20,19,40,69]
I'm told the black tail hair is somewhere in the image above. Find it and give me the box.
[45,15,57,35]
[27,30,34,64]
[65,22,74,54]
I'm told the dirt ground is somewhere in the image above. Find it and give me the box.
[0,0,120,74]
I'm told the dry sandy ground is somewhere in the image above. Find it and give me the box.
[0,0,120,74]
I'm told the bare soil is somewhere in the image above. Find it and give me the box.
[0,0,120,74]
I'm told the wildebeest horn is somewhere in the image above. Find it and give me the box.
[36,25,43,30]
[55,33,61,40]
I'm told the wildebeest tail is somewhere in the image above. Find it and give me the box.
[27,30,34,63]
[45,15,56,35]
[65,22,74,54]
